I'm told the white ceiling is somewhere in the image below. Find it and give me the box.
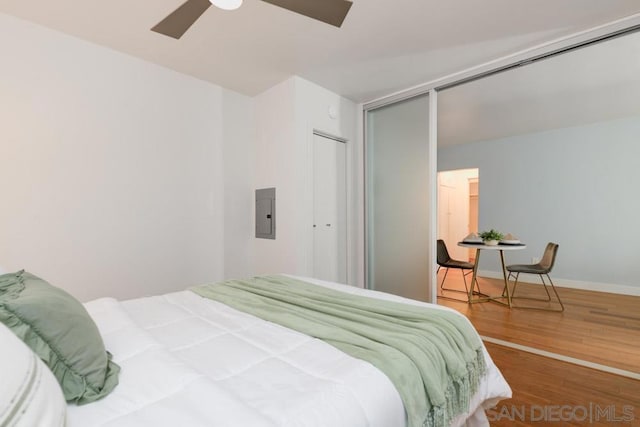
[1,0,639,102]
[438,30,640,147]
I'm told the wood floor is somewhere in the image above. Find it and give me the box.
[437,271,640,372]
[436,270,640,425]
[485,342,639,426]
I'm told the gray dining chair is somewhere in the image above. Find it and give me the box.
[506,242,564,312]
[437,239,479,302]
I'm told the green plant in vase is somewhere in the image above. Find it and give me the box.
[479,229,504,245]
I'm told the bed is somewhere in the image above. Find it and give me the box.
[0,272,511,427]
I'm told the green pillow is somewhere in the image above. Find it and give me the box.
[0,270,120,404]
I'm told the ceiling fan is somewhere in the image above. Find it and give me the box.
[152,0,354,39]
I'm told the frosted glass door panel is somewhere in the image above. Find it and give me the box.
[366,94,430,302]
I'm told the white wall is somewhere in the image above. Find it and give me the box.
[252,77,358,284]
[438,115,640,294]
[222,89,255,280]
[0,15,359,299]
[0,13,236,301]
[252,79,298,275]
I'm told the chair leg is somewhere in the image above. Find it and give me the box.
[503,272,520,298]
[510,273,564,312]
[438,268,474,303]
[546,274,565,312]
[440,269,476,293]
[503,272,516,297]
[539,274,552,301]
[461,269,469,294]
[512,272,521,297]
[465,270,482,294]
[440,268,449,290]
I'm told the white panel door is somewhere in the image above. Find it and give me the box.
[313,134,347,283]
[437,181,451,245]
[437,170,474,260]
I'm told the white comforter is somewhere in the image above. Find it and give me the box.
[68,276,511,427]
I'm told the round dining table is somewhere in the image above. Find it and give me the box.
[457,242,527,308]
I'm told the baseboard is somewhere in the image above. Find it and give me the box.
[477,270,640,297]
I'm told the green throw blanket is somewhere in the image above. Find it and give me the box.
[191,275,486,427]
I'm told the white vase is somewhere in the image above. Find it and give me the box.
[485,240,499,246]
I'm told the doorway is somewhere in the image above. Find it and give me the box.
[312,132,347,283]
[468,178,478,262]
[437,169,479,262]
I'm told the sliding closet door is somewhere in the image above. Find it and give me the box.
[366,94,431,302]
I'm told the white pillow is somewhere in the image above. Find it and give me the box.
[0,322,66,427]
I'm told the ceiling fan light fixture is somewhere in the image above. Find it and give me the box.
[209,0,243,10]
[152,0,351,40]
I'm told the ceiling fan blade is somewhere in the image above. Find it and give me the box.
[261,0,353,28]
[152,0,212,39]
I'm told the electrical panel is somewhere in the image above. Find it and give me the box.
[255,188,276,239]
